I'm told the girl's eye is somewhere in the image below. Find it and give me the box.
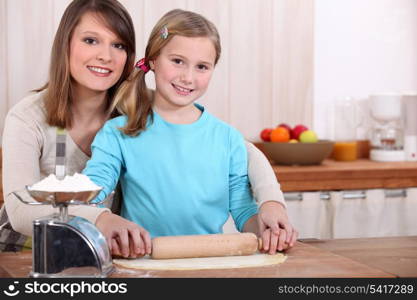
[83,38,97,45]
[197,64,209,71]
[113,43,126,50]
[172,58,183,65]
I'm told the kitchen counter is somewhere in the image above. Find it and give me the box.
[1,236,415,278]
[274,159,417,192]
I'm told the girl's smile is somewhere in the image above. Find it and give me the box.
[172,83,194,96]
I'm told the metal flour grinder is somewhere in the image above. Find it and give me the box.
[13,129,113,278]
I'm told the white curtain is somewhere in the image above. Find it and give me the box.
[0,0,314,142]
[286,192,332,239]
[285,188,417,239]
[331,188,417,238]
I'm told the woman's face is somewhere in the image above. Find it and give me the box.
[69,12,127,96]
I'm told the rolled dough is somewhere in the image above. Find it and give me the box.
[113,253,286,270]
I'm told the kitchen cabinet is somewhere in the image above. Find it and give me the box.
[274,159,417,192]
[269,159,417,240]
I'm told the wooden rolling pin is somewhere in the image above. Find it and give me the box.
[151,233,262,259]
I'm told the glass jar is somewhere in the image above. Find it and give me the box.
[333,97,361,161]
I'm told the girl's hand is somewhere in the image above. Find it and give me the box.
[257,201,298,254]
[95,211,152,258]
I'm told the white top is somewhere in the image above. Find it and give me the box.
[1,91,110,236]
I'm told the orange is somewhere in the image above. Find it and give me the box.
[270,127,290,142]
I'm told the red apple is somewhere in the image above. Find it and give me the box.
[260,128,273,142]
[277,123,291,132]
[291,124,308,140]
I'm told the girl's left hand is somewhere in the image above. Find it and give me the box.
[257,201,298,254]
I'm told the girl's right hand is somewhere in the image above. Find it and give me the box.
[95,211,152,258]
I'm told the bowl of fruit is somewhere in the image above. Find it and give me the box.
[258,123,334,165]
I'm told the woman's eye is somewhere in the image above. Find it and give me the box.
[113,43,126,50]
[83,38,97,45]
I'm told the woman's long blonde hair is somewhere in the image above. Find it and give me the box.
[113,9,221,136]
[37,0,136,128]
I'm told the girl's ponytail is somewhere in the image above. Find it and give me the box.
[112,63,154,136]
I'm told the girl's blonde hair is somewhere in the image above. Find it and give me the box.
[113,9,221,136]
[36,0,136,128]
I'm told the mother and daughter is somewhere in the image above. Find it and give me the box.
[1,0,297,258]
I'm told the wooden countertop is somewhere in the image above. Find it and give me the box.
[1,236,415,278]
[307,236,417,278]
[274,159,417,192]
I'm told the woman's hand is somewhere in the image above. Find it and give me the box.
[95,211,152,258]
[258,201,298,254]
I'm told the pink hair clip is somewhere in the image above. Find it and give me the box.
[160,25,169,40]
[135,58,150,73]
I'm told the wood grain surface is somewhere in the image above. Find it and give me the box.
[309,236,417,278]
[2,237,411,278]
[110,241,392,278]
[274,159,417,192]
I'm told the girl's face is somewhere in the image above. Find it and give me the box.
[150,35,216,109]
[69,12,127,97]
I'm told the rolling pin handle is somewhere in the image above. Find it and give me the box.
[258,237,263,251]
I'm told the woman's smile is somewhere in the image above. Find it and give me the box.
[87,65,113,77]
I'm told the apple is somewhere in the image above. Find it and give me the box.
[260,128,273,142]
[299,130,318,143]
[289,139,298,143]
[291,124,308,140]
[277,123,291,132]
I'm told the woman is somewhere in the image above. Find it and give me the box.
[1,0,139,254]
[1,0,296,257]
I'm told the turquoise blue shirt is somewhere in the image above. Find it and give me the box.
[83,104,258,237]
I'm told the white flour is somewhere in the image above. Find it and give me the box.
[29,173,101,192]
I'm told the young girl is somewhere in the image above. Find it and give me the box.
[84,9,297,256]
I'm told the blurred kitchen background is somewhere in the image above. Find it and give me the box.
[0,0,416,239]
[1,0,417,141]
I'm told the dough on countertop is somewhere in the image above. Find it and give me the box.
[113,253,286,271]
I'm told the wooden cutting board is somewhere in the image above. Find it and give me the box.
[0,242,393,278]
